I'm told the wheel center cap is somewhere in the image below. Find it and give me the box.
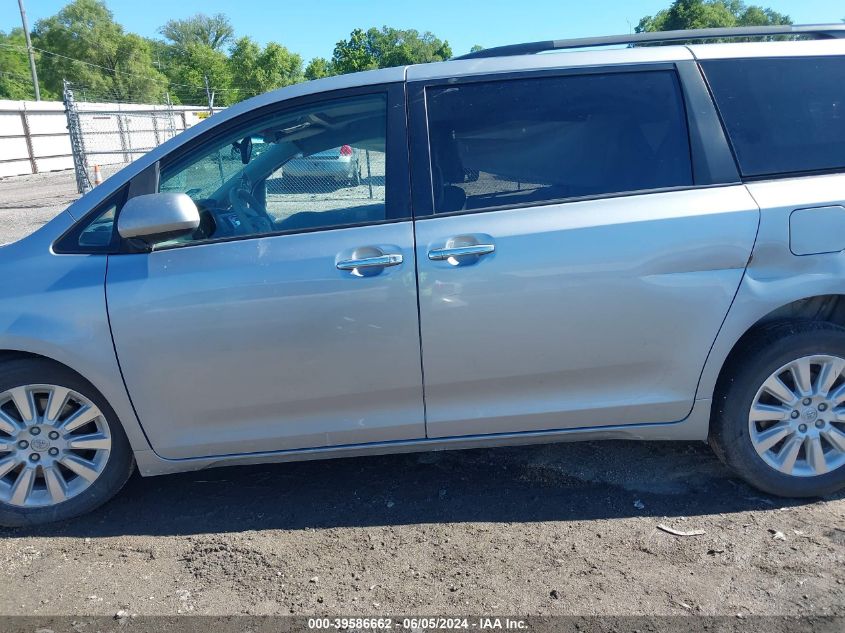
[803,408,819,423]
[30,437,50,452]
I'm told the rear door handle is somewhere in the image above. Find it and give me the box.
[428,244,496,261]
[336,253,403,270]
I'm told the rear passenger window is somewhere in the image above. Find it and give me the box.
[702,57,845,177]
[425,71,693,214]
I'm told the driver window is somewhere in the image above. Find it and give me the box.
[158,93,388,245]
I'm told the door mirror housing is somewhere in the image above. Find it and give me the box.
[117,193,200,246]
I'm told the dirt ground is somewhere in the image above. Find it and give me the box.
[0,170,80,244]
[0,170,843,620]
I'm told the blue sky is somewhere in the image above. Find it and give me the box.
[3,0,844,60]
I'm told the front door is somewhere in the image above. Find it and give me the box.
[411,68,759,438]
[106,86,425,459]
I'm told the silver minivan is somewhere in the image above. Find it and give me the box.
[2,25,845,526]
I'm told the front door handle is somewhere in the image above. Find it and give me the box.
[336,253,403,271]
[428,244,496,261]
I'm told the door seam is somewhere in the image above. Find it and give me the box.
[404,77,430,439]
[103,254,156,452]
[689,186,763,405]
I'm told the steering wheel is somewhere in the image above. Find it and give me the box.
[227,184,274,235]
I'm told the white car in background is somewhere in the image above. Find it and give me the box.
[283,145,362,186]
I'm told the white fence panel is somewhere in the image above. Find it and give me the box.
[0,99,209,179]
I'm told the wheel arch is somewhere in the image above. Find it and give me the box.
[705,294,845,411]
[0,349,103,382]
[0,349,44,365]
[0,345,151,453]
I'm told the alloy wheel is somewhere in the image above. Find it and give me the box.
[0,384,111,507]
[749,355,845,477]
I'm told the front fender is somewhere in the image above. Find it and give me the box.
[0,218,150,452]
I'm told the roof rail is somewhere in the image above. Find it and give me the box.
[454,23,845,60]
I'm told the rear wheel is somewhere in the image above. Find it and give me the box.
[0,358,134,527]
[710,320,845,497]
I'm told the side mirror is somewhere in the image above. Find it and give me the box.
[117,193,200,246]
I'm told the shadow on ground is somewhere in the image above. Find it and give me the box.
[3,440,841,538]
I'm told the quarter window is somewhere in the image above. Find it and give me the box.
[702,57,845,177]
[78,202,118,248]
[53,187,127,254]
[425,70,693,214]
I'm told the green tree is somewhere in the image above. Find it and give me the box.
[163,42,233,105]
[33,0,166,102]
[331,28,378,74]
[0,28,51,100]
[304,57,334,80]
[469,44,484,53]
[369,27,452,66]
[331,26,452,74]
[637,0,791,33]
[159,13,234,51]
[228,36,303,98]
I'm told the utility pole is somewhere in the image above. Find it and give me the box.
[17,0,40,101]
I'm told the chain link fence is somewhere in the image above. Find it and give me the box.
[157,137,386,225]
[264,146,385,223]
[62,81,385,212]
[62,81,213,194]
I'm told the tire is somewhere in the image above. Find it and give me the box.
[710,320,845,498]
[0,358,134,527]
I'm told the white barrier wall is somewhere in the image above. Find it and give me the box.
[0,100,210,179]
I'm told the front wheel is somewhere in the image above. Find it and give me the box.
[710,320,845,497]
[0,358,134,527]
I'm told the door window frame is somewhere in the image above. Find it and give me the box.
[149,83,409,251]
[55,83,411,255]
[407,61,740,219]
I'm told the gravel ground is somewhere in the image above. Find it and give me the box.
[0,170,843,620]
[0,170,80,244]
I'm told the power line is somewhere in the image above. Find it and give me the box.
[0,41,269,96]
[0,42,197,89]
[0,68,39,82]
[1,42,201,92]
